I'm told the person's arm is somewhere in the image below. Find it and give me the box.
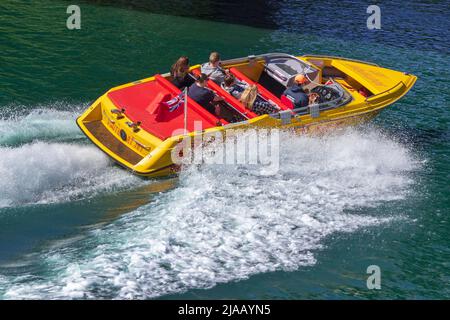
[208,91,223,116]
[216,62,229,75]
[206,88,223,102]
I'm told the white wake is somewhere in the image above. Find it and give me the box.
[0,129,421,299]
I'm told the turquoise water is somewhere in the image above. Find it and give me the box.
[0,0,449,299]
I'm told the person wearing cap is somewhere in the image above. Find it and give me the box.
[282,74,310,109]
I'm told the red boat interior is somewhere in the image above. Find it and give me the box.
[228,68,291,111]
[108,75,229,140]
[107,65,291,140]
[190,68,259,119]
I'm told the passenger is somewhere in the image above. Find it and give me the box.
[170,56,195,89]
[222,73,246,99]
[201,51,228,84]
[282,74,310,108]
[239,85,279,116]
[223,74,279,115]
[188,73,224,116]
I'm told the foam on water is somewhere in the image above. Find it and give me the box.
[0,108,83,146]
[0,142,145,208]
[0,129,421,299]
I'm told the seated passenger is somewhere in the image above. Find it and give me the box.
[222,73,246,99]
[282,74,310,108]
[188,73,224,116]
[170,56,195,89]
[201,52,228,84]
[239,85,279,116]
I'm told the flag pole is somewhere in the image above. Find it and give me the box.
[183,87,188,135]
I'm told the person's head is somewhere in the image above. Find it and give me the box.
[294,74,309,86]
[172,56,190,75]
[223,73,236,87]
[196,73,209,87]
[209,52,221,67]
[239,85,258,110]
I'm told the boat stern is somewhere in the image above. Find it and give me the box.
[76,94,176,177]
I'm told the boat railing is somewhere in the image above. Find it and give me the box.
[269,80,353,121]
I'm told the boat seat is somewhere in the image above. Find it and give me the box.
[191,68,258,119]
[154,74,228,125]
[229,68,291,111]
[280,94,295,109]
[107,74,228,140]
[146,92,173,115]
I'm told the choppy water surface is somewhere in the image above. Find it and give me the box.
[0,0,448,299]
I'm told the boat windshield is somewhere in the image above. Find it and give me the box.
[262,53,320,88]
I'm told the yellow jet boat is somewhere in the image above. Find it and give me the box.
[77,53,417,178]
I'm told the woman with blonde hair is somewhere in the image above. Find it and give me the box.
[239,85,279,115]
[170,56,194,89]
[239,85,258,109]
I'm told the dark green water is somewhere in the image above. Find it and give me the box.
[0,0,449,299]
